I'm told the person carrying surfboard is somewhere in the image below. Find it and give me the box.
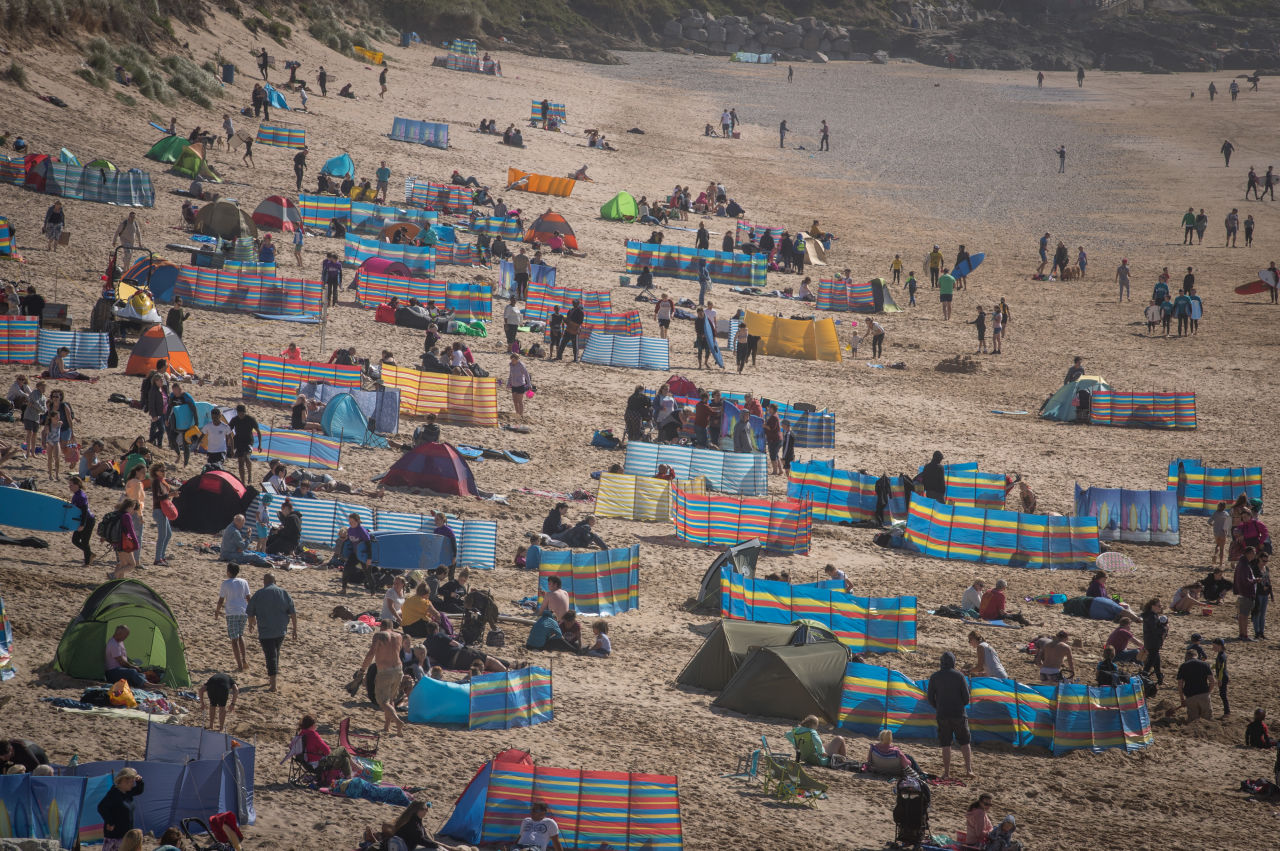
[954,245,970,290]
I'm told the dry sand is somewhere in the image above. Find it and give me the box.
[1,12,1279,850]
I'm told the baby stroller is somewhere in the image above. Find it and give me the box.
[891,776,931,850]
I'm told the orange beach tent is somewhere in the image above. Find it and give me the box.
[524,211,578,250]
[126,325,194,376]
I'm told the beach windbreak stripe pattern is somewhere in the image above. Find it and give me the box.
[389,118,449,149]
[672,484,811,554]
[404,178,472,212]
[595,473,699,521]
[477,763,683,850]
[787,460,908,524]
[505,167,576,197]
[647,391,835,451]
[531,544,640,615]
[344,234,437,276]
[733,220,783,251]
[380,364,499,427]
[300,383,400,434]
[177,265,323,314]
[471,216,523,239]
[720,571,916,654]
[839,662,1152,754]
[624,240,766,288]
[435,241,481,266]
[468,667,554,730]
[0,316,41,363]
[529,101,568,123]
[355,271,491,320]
[348,201,438,233]
[524,281,611,324]
[251,427,342,470]
[298,194,349,228]
[255,123,306,149]
[581,334,670,371]
[904,496,1100,569]
[624,442,766,496]
[242,353,362,404]
[817,278,877,311]
[36,330,109,369]
[1167,458,1263,515]
[1091,390,1196,429]
[498,260,556,297]
[0,595,14,680]
[911,462,1007,510]
[1074,485,1180,544]
[43,161,155,207]
[0,155,24,185]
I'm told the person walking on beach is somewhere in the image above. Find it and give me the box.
[322,252,342,307]
[360,622,406,735]
[929,244,944,286]
[378,63,387,100]
[1221,139,1235,167]
[697,259,712,305]
[968,306,987,353]
[938,267,955,320]
[257,48,269,81]
[778,120,788,149]
[293,147,307,192]
[819,120,829,151]
[216,563,252,672]
[1181,207,1196,244]
[787,65,794,83]
[246,572,297,692]
[1115,258,1131,302]
[1076,67,1085,87]
[1194,208,1208,243]
[113,212,143,268]
[1244,214,1255,246]
[719,109,731,139]
[375,161,391,205]
[1229,80,1239,101]
[927,652,973,780]
[241,135,254,167]
[1264,166,1276,201]
[1226,208,1240,247]
[1208,81,1217,101]
[317,65,327,97]
[1055,145,1066,173]
[1246,166,1260,199]
[730,109,739,131]
[1037,232,1049,274]
[1037,71,1044,89]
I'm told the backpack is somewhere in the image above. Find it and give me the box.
[97,510,125,546]
[485,627,506,648]
[460,609,487,646]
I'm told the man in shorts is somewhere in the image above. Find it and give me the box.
[360,623,406,734]
[937,267,955,320]
[375,160,391,205]
[926,651,972,780]
[197,672,239,731]
[216,562,252,671]
[654,292,674,339]
[228,404,261,486]
[1034,630,1076,682]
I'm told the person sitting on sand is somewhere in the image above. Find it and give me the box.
[49,347,87,380]
[1170,581,1203,614]
[571,164,591,181]
[338,83,355,98]
[790,715,848,767]
[1202,567,1232,604]
[1246,708,1274,749]
[421,620,506,673]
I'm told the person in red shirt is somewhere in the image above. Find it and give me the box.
[764,403,783,475]
[693,391,712,448]
[1104,616,1144,662]
[978,580,1006,620]
[743,393,763,418]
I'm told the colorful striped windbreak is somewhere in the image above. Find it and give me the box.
[530,544,640,616]
[594,473,707,522]
[817,277,876,312]
[1074,485,1180,544]
[787,460,909,524]
[355,270,491,320]
[242,353,361,405]
[251,427,342,470]
[1091,390,1196,429]
[0,155,23,185]
[1167,458,1263,516]
[389,118,449,150]
[582,334,670,371]
[913,461,1007,510]
[673,484,811,554]
[905,496,1099,569]
[43,161,154,207]
[344,234,437,276]
[498,260,556,298]
[524,281,611,324]
[379,364,499,427]
[470,216,523,239]
[255,123,306,149]
[434,241,480,266]
[1,595,15,680]
[839,662,1152,754]
[468,667,554,730]
[625,240,766,288]
[530,101,568,124]
[349,201,438,233]
[624,442,766,496]
[734,220,783,252]
[404,178,472,212]
[0,316,40,363]
[720,570,916,654]
[298,194,349,229]
[468,762,683,850]
[177,265,323,314]
[36,330,109,370]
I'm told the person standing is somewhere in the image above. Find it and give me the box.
[990,305,1003,354]
[1036,233,1049,274]
[508,353,531,421]
[317,65,327,97]
[929,244,944,286]
[150,463,174,566]
[113,212,143,268]
[1225,208,1239,247]
[69,476,95,566]
[228,404,261,485]
[359,622,406,735]
[1246,166,1260,200]
[1263,166,1276,201]
[954,244,971,289]
[1194,208,1208,244]
[292,222,304,266]
[1115,258,1131,302]
[1076,66,1085,87]
[503,298,521,353]
[223,113,235,146]
[695,220,709,251]
[1221,139,1235,167]
[787,65,794,83]
[719,109,731,139]
[99,768,145,851]
[905,271,918,306]
[375,160,391,205]
[938,267,955,320]
[654,293,674,340]
[921,451,948,503]
[891,253,903,285]
[819,120,829,151]
[1234,547,1258,642]
[1244,214,1255,247]
[1141,598,1168,685]
[1055,145,1066,173]
[763,403,783,476]
[322,252,342,307]
[241,134,254,167]
[1076,246,1087,277]
[1229,79,1239,101]
[43,201,65,252]
[697,258,712,305]
[215,562,251,672]
[246,572,297,692]
[967,306,987,354]
[257,48,269,80]
[1036,70,1044,89]
[559,299,583,361]
[293,146,307,192]
[1180,207,1196,244]
[864,317,885,359]
[778,120,788,149]
[1208,81,1217,100]
[1211,637,1230,716]
[1177,648,1215,721]
[926,651,973,780]
[1252,553,1272,638]
[378,63,388,100]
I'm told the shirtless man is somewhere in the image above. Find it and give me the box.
[1034,630,1076,683]
[359,624,406,735]
[539,576,571,623]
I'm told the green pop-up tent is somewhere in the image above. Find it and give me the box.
[1039,375,1111,423]
[145,134,191,164]
[599,191,637,221]
[712,641,850,724]
[677,619,840,692]
[54,579,191,687]
[174,142,221,181]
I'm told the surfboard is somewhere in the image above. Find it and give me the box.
[0,487,81,532]
[952,252,985,278]
[1235,280,1269,295]
[1261,269,1278,289]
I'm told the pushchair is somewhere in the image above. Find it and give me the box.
[890,776,931,849]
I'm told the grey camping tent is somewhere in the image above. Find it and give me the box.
[693,540,764,612]
[711,641,851,724]
[677,619,840,692]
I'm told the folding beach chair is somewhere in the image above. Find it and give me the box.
[339,716,380,758]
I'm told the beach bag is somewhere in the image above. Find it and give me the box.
[486,627,506,648]
[97,510,125,546]
[160,497,179,521]
[108,680,138,708]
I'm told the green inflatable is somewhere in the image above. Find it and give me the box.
[600,191,638,221]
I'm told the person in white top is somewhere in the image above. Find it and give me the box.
[104,625,149,688]
[966,630,1008,679]
[201,408,233,465]
[961,580,985,613]
[704,301,717,329]
[824,563,853,593]
[215,563,253,671]
[516,802,563,851]
[381,575,406,623]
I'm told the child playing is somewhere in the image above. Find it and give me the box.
[1245,708,1273,748]
[1210,502,1230,566]
[1212,637,1229,716]
[514,545,528,570]
[905,272,918,307]
[197,672,239,732]
[1143,299,1161,335]
[584,621,611,658]
[890,254,902,284]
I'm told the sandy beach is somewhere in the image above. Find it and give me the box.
[1,11,1279,850]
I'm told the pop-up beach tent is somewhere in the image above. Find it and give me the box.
[322,153,355,178]
[321,392,388,447]
[380,441,477,495]
[1039,376,1111,422]
[125,325,193,376]
[693,539,763,611]
[713,641,850,723]
[600,191,637,221]
[252,195,302,230]
[145,135,190,164]
[54,579,190,687]
[174,142,221,182]
[172,470,258,534]
[677,619,838,692]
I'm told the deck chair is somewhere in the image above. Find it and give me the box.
[773,759,829,808]
[784,727,830,768]
[339,716,380,758]
[758,735,798,798]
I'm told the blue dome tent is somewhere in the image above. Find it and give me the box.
[321,392,388,447]
[321,153,355,178]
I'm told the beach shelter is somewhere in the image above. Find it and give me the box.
[86,158,117,171]
[712,641,850,723]
[524,211,578,250]
[24,154,49,192]
[321,392,388,447]
[126,325,193,376]
[379,222,421,243]
[599,191,637,221]
[380,441,477,495]
[173,142,221,182]
[321,153,355,178]
[193,200,257,240]
[0,216,12,256]
[1039,376,1112,423]
[59,147,80,166]
[123,256,180,302]
[678,620,839,692]
[172,471,258,534]
[262,84,290,110]
[251,195,302,231]
[146,135,190,163]
[54,579,191,687]
[693,540,763,611]
[359,257,410,279]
